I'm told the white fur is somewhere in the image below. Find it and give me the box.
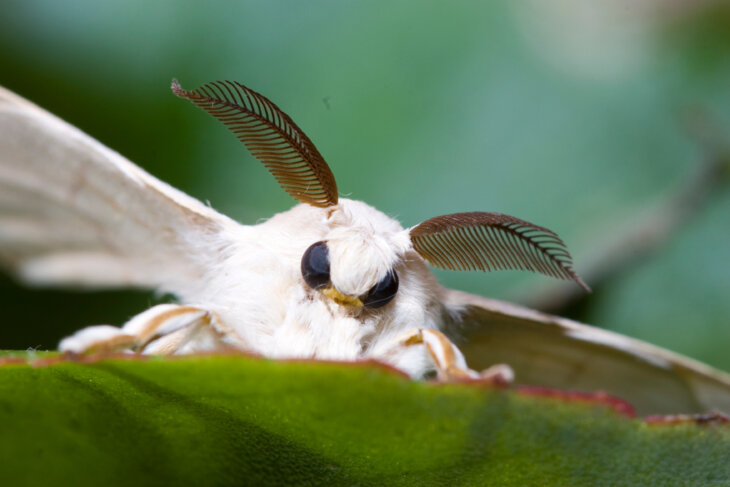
[169,200,448,376]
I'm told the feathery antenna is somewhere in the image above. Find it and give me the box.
[172,79,338,208]
[410,212,590,291]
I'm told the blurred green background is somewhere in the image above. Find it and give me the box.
[1,1,729,371]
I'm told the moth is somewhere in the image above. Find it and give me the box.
[1,81,729,414]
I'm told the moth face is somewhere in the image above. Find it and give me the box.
[300,239,400,310]
[292,199,412,310]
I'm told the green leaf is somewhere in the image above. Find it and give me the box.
[1,353,729,486]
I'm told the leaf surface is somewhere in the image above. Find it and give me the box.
[1,353,729,486]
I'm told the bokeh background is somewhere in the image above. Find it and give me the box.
[1,1,729,371]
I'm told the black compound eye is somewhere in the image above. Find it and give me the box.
[362,270,399,309]
[301,241,330,290]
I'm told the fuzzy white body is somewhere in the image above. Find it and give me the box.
[171,200,449,377]
[5,84,730,413]
[0,85,463,378]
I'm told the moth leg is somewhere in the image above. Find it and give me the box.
[59,304,244,355]
[58,325,137,354]
[398,328,514,384]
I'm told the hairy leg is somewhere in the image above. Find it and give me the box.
[390,328,514,383]
[58,304,246,354]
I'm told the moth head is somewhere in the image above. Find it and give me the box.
[172,78,590,302]
[300,240,400,309]
[300,200,411,310]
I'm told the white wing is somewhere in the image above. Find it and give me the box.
[444,289,730,416]
[0,85,233,291]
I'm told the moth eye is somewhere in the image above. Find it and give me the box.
[362,270,399,309]
[301,241,330,290]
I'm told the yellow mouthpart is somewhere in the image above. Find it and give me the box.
[323,287,364,307]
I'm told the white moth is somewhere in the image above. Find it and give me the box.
[1,80,729,415]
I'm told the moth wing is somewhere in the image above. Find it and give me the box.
[443,289,730,415]
[0,85,233,291]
